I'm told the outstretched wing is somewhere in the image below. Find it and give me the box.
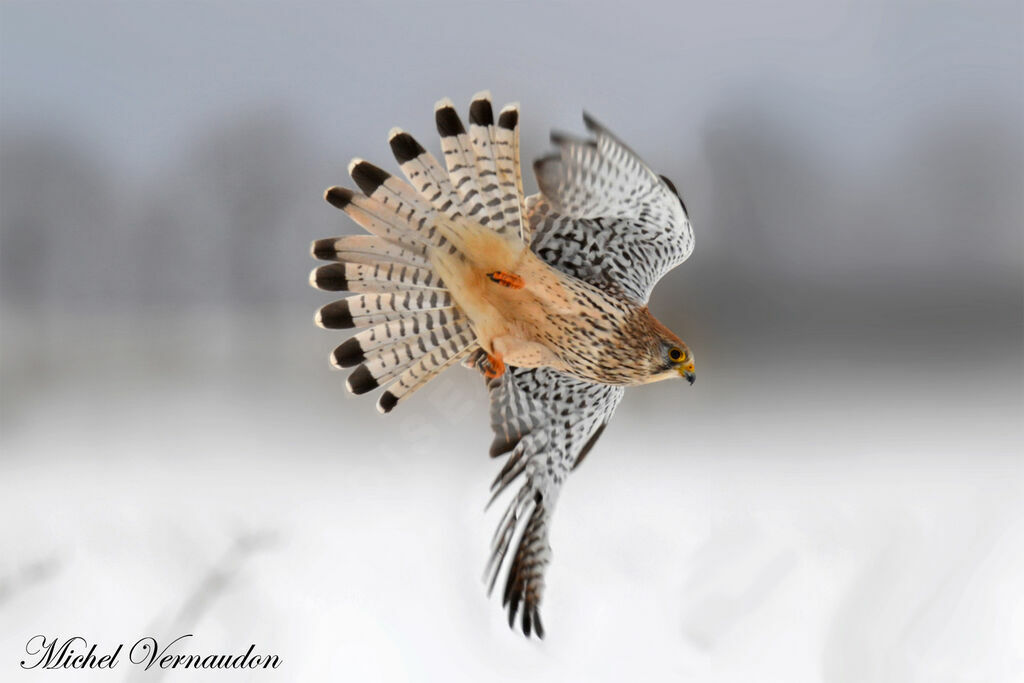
[527,113,693,303]
[479,111,690,635]
[482,363,624,637]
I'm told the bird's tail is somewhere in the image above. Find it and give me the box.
[310,92,526,413]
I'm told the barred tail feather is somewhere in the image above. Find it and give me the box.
[314,91,534,411]
[311,235,430,268]
[467,91,509,232]
[375,329,477,413]
[315,189,476,408]
[314,291,454,330]
[435,98,490,223]
[388,127,463,220]
[331,309,466,368]
[309,261,445,293]
[315,169,476,408]
[323,190,425,258]
[317,303,461,331]
[496,104,526,240]
[346,322,473,396]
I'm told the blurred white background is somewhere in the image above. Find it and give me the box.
[1,1,1022,681]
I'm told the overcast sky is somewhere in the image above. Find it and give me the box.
[3,0,1020,173]
[1,1,1020,319]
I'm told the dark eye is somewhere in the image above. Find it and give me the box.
[669,347,683,362]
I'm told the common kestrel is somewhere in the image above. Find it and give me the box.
[310,92,694,637]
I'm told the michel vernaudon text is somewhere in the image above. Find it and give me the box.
[20,635,282,671]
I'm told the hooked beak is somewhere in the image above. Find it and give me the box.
[679,362,695,385]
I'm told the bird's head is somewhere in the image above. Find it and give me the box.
[637,313,695,385]
[653,339,695,385]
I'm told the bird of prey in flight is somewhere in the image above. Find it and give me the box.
[310,91,694,637]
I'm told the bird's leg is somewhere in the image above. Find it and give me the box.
[486,271,525,289]
[481,350,506,379]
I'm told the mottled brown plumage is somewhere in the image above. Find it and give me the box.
[429,215,694,385]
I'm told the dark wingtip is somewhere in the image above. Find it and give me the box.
[469,98,494,127]
[311,238,337,260]
[533,155,562,197]
[549,130,570,146]
[581,110,604,133]
[389,131,425,164]
[533,154,560,174]
[522,604,533,637]
[312,264,348,291]
[349,161,390,197]
[317,300,354,329]
[378,391,398,414]
[659,174,689,214]
[346,365,379,395]
[533,610,545,639]
[332,338,365,368]
[498,109,518,130]
[489,434,519,459]
[507,593,519,626]
[324,186,353,210]
[435,105,466,137]
[550,129,594,148]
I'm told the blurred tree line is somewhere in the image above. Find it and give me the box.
[1,103,1021,361]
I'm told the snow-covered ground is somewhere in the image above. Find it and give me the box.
[2,337,1021,682]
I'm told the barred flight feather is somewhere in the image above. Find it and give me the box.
[435,98,491,224]
[316,94,528,412]
[388,127,464,220]
[467,91,510,232]
[494,104,525,240]
[309,261,445,293]
[310,235,430,268]
[331,308,466,368]
[375,328,477,413]
[347,160,448,250]
[346,323,472,396]
[324,187,430,256]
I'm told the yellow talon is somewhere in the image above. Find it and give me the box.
[483,352,506,378]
